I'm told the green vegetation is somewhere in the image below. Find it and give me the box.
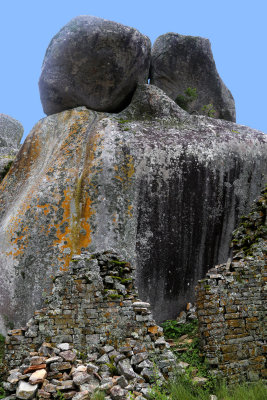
[150,378,267,400]
[0,160,13,181]
[201,103,216,118]
[175,88,216,118]
[56,390,66,400]
[156,319,267,399]
[175,87,197,111]
[91,391,105,400]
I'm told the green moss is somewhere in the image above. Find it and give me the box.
[0,160,13,181]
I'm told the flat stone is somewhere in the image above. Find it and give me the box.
[29,369,47,384]
[16,381,38,400]
[57,343,71,351]
[30,356,47,365]
[50,362,72,371]
[110,385,126,400]
[59,350,76,362]
[56,380,75,391]
[24,364,47,374]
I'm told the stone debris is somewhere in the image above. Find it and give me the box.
[16,381,38,399]
[3,252,175,399]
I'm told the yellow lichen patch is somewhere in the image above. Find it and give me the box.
[113,154,135,189]
[52,189,72,271]
[127,203,133,217]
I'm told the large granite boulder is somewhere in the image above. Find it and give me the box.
[150,33,236,122]
[0,85,266,333]
[0,113,23,182]
[39,16,151,115]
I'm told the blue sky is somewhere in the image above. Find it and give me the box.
[0,0,266,142]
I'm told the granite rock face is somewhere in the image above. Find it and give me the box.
[0,85,266,332]
[39,15,151,115]
[150,33,236,121]
[0,113,23,181]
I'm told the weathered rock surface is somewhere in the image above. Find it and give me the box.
[0,113,23,181]
[39,15,151,115]
[0,84,266,332]
[150,33,236,121]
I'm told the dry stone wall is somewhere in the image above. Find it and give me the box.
[4,251,175,399]
[196,189,267,383]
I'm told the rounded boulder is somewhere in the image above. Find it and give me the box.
[39,15,151,115]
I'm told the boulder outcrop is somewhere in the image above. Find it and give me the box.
[0,84,266,333]
[39,16,151,115]
[150,33,236,121]
[0,113,23,182]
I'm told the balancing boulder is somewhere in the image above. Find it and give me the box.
[39,15,151,115]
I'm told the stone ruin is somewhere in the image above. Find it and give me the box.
[3,252,174,399]
[0,15,266,393]
[196,188,267,383]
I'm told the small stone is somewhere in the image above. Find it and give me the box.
[110,385,126,400]
[86,363,99,374]
[209,396,218,400]
[132,302,150,308]
[72,391,89,400]
[30,356,47,365]
[96,354,110,364]
[99,377,113,391]
[37,389,51,399]
[177,361,189,369]
[16,381,38,399]
[59,350,76,362]
[24,364,47,374]
[50,362,72,371]
[115,375,128,388]
[192,377,208,386]
[154,338,167,348]
[101,345,115,354]
[73,372,92,386]
[29,369,47,384]
[141,368,155,382]
[79,382,100,394]
[117,359,136,380]
[56,380,75,391]
[62,391,77,399]
[42,383,56,393]
[131,353,148,366]
[57,343,71,351]
[7,371,23,384]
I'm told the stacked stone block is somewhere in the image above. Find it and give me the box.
[196,188,267,384]
[4,251,175,398]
